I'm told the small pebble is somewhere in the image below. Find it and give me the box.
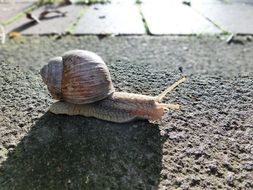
[226,172,234,186]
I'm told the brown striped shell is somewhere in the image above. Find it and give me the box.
[40,50,115,104]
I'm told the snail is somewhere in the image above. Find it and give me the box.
[41,50,186,123]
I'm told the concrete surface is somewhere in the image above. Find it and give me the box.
[6,5,83,34]
[0,36,252,189]
[193,3,253,34]
[2,0,253,35]
[141,2,221,35]
[0,2,33,24]
[75,4,145,35]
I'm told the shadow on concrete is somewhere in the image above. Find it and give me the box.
[0,112,162,189]
[10,20,38,33]
[10,15,65,33]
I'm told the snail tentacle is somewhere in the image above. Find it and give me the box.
[155,77,186,102]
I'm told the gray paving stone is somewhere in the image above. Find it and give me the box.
[75,4,145,34]
[143,0,253,6]
[191,0,253,5]
[6,5,83,34]
[141,0,219,5]
[108,0,136,4]
[190,0,222,5]
[193,3,253,34]
[10,0,37,2]
[141,0,183,4]
[0,2,32,24]
[73,0,136,4]
[141,2,221,35]
[224,0,253,4]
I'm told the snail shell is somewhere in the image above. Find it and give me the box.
[40,50,115,104]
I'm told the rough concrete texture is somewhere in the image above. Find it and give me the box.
[0,36,253,189]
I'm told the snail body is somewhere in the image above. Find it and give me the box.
[50,91,182,123]
[41,50,186,123]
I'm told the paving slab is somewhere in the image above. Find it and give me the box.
[0,2,33,24]
[225,0,253,4]
[191,0,253,5]
[141,3,222,35]
[141,0,221,5]
[108,0,136,4]
[141,0,183,3]
[6,5,84,34]
[0,36,253,189]
[190,0,223,5]
[8,0,37,2]
[193,3,253,34]
[142,0,253,6]
[75,4,145,34]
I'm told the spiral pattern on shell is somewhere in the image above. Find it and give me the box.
[40,56,63,100]
[40,50,115,104]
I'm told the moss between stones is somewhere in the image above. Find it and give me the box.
[2,3,38,27]
[65,7,86,34]
[38,0,110,5]
[2,0,110,25]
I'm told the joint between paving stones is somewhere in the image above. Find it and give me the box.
[2,3,39,27]
[191,6,228,35]
[137,4,150,35]
[65,7,86,34]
